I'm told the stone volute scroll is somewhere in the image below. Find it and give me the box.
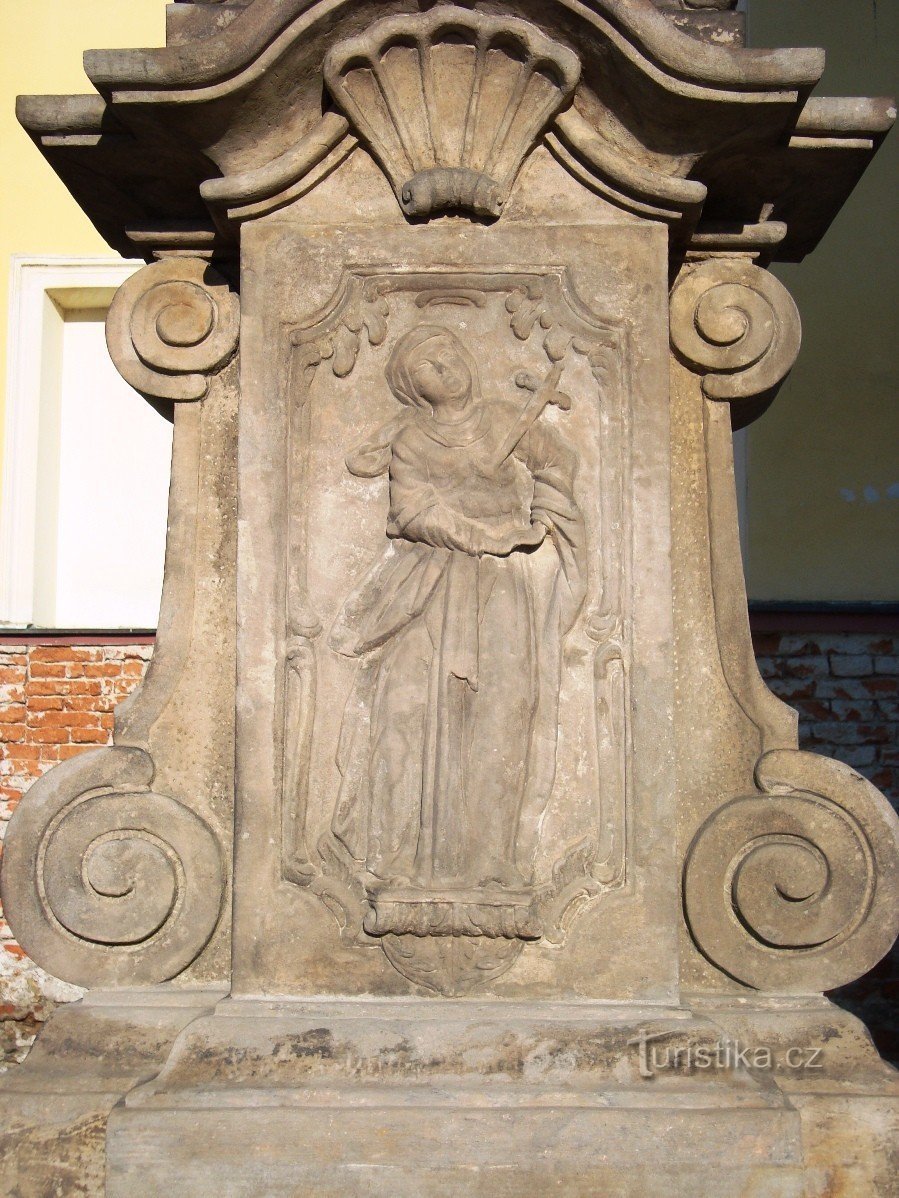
[671,248,899,996]
[0,748,224,988]
[4,1,899,1194]
[105,257,240,404]
[669,257,802,429]
[685,750,899,993]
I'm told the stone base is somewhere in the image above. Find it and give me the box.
[0,987,225,1198]
[2,991,897,1197]
[111,1122,806,1198]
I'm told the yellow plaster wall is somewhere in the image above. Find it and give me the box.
[0,1,167,461]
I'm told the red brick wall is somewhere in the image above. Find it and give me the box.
[754,632,899,804]
[0,642,150,1067]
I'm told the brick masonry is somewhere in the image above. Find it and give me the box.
[755,633,899,803]
[0,634,897,1070]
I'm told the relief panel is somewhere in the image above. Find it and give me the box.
[233,223,675,999]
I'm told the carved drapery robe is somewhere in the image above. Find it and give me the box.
[330,399,586,889]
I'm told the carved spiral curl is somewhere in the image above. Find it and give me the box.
[0,747,223,987]
[684,750,899,992]
[669,259,800,423]
[106,258,239,402]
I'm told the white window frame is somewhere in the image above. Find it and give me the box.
[0,256,143,627]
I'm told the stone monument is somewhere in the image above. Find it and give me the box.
[2,1,898,1194]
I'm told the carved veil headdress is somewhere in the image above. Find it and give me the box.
[346,325,482,477]
[385,324,481,409]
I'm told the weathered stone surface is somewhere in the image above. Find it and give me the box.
[652,0,745,49]
[2,1,897,1193]
[233,220,675,1000]
[0,988,225,1198]
[101,998,897,1196]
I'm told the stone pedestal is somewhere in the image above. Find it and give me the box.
[5,991,897,1196]
[2,2,897,1194]
[107,1000,806,1197]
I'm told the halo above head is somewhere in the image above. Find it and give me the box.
[386,324,480,409]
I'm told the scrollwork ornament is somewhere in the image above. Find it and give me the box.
[684,750,899,992]
[0,746,224,987]
[106,257,239,402]
[669,259,801,426]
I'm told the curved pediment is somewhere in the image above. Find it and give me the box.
[82,0,822,101]
[16,0,892,261]
[79,0,823,182]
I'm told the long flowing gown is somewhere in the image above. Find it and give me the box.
[329,399,585,890]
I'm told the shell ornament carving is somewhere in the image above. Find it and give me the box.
[324,6,580,218]
[106,257,239,403]
[684,751,899,993]
[0,747,224,987]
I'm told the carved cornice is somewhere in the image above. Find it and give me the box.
[685,219,787,264]
[15,0,892,256]
[548,107,707,235]
[199,111,356,224]
[82,0,821,100]
[664,1,738,9]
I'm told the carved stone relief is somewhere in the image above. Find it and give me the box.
[5,4,899,1193]
[324,7,581,219]
[277,265,633,993]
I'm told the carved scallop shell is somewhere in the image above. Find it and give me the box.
[324,5,581,218]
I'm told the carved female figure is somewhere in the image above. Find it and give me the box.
[330,325,585,896]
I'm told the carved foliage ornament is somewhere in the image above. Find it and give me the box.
[684,750,899,992]
[106,257,239,403]
[324,6,580,219]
